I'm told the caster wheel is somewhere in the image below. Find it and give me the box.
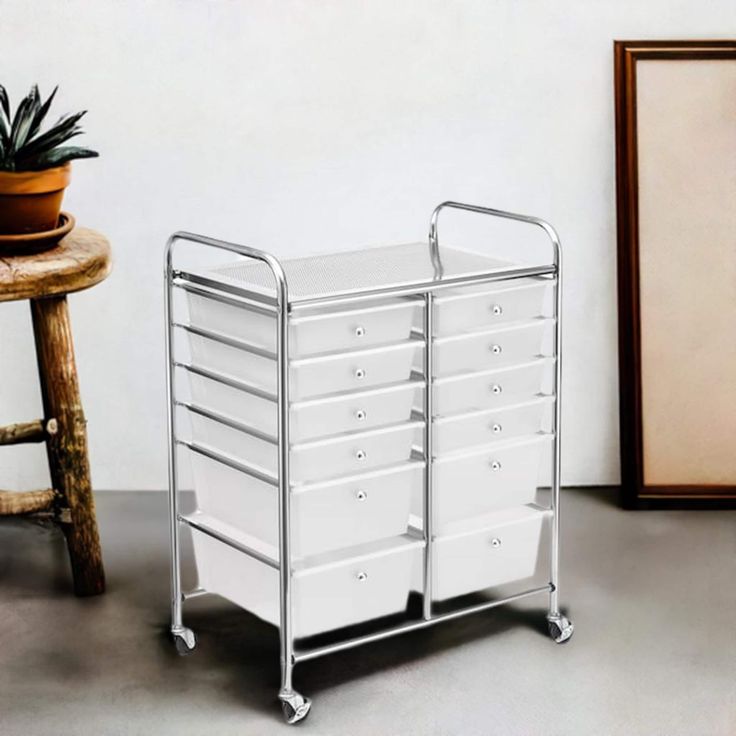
[547,615,574,644]
[279,690,312,724]
[172,627,197,656]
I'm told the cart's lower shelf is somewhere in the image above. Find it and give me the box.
[184,504,549,638]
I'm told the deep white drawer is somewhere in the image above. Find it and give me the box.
[433,320,549,377]
[433,397,552,455]
[191,455,422,557]
[190,414,422,483]
[188,293,420,357]
[412,434,551,530]
[432,278,550,335]
[427,506,548,600]
[191,516,423,637]
[189,335,422,400]
[189,373,421,443]
[433,359,549,416]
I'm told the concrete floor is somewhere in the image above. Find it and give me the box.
[1,489,734,735]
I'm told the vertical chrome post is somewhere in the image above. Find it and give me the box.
[275,275,294,694]
[164,238,185,639]
[549,247,562,618]
[422,292,434,620]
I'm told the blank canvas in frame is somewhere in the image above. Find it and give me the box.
[615,41,736,506]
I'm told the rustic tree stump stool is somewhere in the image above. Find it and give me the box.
[0,229,111,596]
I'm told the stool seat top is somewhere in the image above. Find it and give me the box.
[0,228,111,303]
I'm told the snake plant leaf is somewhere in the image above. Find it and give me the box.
[0,113,8,147]
[15,111,87,159]
[27,146,99,170]
[9,87,40,153]
[27,85,58,142]
[0,84,9,121]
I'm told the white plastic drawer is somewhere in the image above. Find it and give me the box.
[188,293,419,357]
[189,335,421,401]
[432,278,550,335]
[191,455,422,557]
[412,434,551,531]
[191,516,423,637]
[428,506,548,600]
[433,320,549,377]
[433,359,548,416]
[433,397,552,455]
[190,414,422,483]
[189,373,421,443]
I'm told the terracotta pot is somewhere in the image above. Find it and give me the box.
[0,163,71,234]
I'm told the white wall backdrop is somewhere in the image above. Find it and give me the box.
[1,1,735,490]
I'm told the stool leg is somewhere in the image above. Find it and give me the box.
[31,296,105,596]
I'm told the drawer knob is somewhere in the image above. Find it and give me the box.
[356,449,367,461]
[491,423,503,434]
[490,537,502,549]
[355,368,366,380]
[355,409,367,421]
[356,490,368,501]
[491,304,504,316]
[490,383,503,395]
[356,571,368,582]
[355,326,366,337]
[490,343,503,355]
[490,460,502,471]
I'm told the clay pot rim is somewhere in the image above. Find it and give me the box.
[0,163,71,195]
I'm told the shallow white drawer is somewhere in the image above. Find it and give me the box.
[433,359,549,416]
[427,505,548,600]
[189,335,422,400]
[432,278,550,335]
[188,293,420,357]
[191,516,423,637]
[412,434,551,530]
[190,414,422,483]
[189,373,421,443]
[191,455,422,557]
[433,397,552,455]
[433,320,549,377]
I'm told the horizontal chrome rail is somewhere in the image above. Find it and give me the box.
[181,586,208,601]
[174,269,279,310]
[293,584,552,663]
[173,277,276,316]
[178,263,556,312]
[174,361,277,402]
[176,401,278,445]
[179,514,279,570]
[174,322,277,360]
[176,439,278,486]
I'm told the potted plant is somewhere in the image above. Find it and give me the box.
[0,84,98,235]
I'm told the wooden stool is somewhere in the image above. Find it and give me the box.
[0,229,111,596]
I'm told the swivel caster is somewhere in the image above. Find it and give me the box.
[547,614,574,644]
[279,689,312,725]
[172,626,197,656]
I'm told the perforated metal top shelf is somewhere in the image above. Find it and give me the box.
[175,242,556,310]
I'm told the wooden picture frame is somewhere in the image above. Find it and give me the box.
[614,40,736,508]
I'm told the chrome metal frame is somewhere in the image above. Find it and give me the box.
[164,202,570,723]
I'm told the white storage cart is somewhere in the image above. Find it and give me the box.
[164,201,574,724]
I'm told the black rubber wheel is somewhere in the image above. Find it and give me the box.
[174,634,196,656]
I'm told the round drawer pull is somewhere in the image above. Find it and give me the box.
[490,537,502,549]
[490,460,502,471]
[490,343,503,355]
[355,368,366,380]
[356,490,368,501]
[355,409,367,421]
[491,304,503,316]
[355,326,366,337]
[491,423,503,434]
[356,571,368,582]
[356,449,367,461]
[490,383,503,395]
